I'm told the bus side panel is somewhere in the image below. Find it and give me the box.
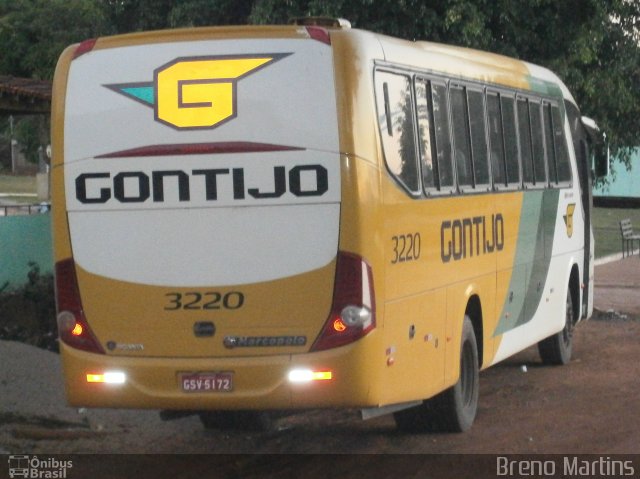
[495,191,550,337]
[493,100,586,362]
[380,180,504,401]
[443,274,497,390]
[380,290,447,405]
[493,187,585,363]
[331,32,391,406]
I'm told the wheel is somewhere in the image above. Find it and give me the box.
[538,286,574,365]
[198,411,274,431]
[394,315,479,433]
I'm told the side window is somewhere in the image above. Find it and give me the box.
[375,71,420,194]
[468,88,490,188]
[450,84,473,189]
[551,105,572,183]
[416,80,436,190]
[529,100,547,185]
[500,94,520,187]
[487,91,506,187]
[517,97,534,186]
[431,81,455,192]
[543,102,558,185]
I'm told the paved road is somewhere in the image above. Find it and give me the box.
[594,255,640,315]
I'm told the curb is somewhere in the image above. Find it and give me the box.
[594,253,624,266]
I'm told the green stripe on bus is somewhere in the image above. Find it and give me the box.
[494,189,559,335]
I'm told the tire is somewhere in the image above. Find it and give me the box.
[538,286,574,365]
[394,315,479,433]
[198,411,274,432]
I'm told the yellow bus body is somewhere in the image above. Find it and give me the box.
[52,22,593,425]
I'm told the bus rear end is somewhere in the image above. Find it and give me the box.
[51,25,377,411]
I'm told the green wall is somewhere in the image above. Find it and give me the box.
[0,213,53,288]
[593,148,640,199]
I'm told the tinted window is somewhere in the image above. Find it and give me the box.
[450,85,473,188]
[376,72,420,193]
[543,103,558,184]
[487,92,505,187]
[551,105,572,183]
[416,80,436,190]
[468,89,489,186]
[517,98,534,185]
[432,82,454,191]
[529,100,547,185]
[501,95,520,186]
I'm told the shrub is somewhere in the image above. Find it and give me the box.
[0,262,58,352]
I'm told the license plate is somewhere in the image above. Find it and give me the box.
[180,372,233,393]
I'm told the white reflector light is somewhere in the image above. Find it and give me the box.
[86,371,126,384]
[288,369,332,383]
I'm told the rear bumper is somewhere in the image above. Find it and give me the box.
[59,338,378,410]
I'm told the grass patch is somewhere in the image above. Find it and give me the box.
[0,194,38,204]
[593,207,640,258]
[0,174,37,194]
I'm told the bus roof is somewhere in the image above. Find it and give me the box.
[74,22,576,106]
[369,31,576,105]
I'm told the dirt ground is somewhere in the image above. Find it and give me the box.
[1,259,640,478]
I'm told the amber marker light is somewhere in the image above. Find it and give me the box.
[333,318,347,332]
[288,369,333,383]
[86,371,126,384]
[71,323,84,336]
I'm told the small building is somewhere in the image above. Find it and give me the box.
[593,148,640,207]
[0,76,51,114]
[0,76,51,174]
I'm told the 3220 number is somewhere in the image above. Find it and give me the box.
[164,292,244,311]
[391,233,421,264]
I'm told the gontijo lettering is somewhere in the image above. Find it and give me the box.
[106,53,291,130]
[441,214,504,263]
[75,165,329,204]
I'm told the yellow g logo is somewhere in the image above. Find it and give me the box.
[106,54,290,130]
[156,56,275,129]
[563,203,576,238]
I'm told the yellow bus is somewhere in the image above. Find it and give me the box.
[51,18,604,432]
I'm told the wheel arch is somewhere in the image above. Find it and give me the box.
[568,263,580,325]
[465,294,484,369]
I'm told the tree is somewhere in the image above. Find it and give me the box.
[0,0,107,169]
[248,0,640,156]
[14,115,48,165]
[0,0,637,158]
[482,0,640,164]
[0,0,109,80]
[168,0,254,28]
[99,0,254,33]
[100,0,175,34]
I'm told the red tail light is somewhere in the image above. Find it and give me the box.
[73,38,97,59]
[55,259,105,354]
[305,26,331,45]
[311,252,376,351]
